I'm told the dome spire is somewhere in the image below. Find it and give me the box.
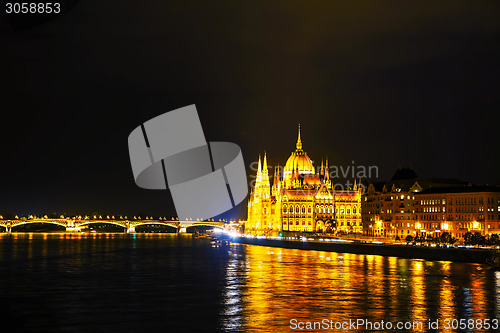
[296,123,302,150]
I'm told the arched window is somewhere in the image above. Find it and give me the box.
[283,205,287,213]
[296,205,300,214]
[330,205,333,214]
[353,207,356,214]
[308,206,312,213]
[302,205,306,214]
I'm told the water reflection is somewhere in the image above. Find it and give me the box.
[0,234,498,332]
[239,245,499,332]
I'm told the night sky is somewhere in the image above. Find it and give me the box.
[1,1,499,219]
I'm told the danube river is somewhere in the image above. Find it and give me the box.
[0,233,498,332]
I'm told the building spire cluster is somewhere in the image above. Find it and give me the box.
[247,124,362,236]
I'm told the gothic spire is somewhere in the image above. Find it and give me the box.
[296,123,302,150]
[325,158,329,181]
[263,151,268,174]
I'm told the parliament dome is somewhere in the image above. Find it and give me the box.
[283,125,315,182]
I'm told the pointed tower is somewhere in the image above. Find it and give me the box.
[261,151,270,199]
[325,158,330,187]
[320,159,324,177]
[272,165,281,196]
[256,154,262,184]
[273,167,278,186]
[296,123,302,150]
[277,166,282,192]
[262,151,268,178]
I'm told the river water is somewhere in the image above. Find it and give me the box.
[0,233,498,332]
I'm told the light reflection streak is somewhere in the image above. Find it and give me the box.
[238,246,498,333]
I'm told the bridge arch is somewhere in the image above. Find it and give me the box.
[133,222,179,229]
[76,220,128,228]
[11,220,67,228]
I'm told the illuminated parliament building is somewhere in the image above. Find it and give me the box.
[245,126,362,236]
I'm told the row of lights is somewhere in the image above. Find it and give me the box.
[0,214,237,223]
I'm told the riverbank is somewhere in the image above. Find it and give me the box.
[234,236,494,264]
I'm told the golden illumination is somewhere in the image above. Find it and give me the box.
[246,125,362,236]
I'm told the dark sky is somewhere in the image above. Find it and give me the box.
[1,1,499,219]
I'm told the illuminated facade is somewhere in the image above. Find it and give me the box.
[246,126,362,236]
[414,187,500,238]
[362,167,500,239]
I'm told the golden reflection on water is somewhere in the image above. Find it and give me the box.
[238,245,498,333]
[1,234,499,332]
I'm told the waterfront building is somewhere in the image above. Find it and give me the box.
[362,167,500,239]
[414,186,500,239]
[245,126,362,236]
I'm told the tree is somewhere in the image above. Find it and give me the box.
[488,234,500,246]
[465,232,486,246]
[439,232,457,245]
[463,232,473,245]
[415,235,424,244]
[434,234,442,244]
[471,232,486,246]
[405,235,414,244]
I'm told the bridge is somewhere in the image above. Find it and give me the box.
[0,217,242,233]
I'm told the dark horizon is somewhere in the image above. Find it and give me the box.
[1,1,499,218]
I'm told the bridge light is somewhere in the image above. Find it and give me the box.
[93,215,97,219]
[0,215,2,219]
[107,215,110,219]
[15,215,19,219]
[112,216,115,219]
